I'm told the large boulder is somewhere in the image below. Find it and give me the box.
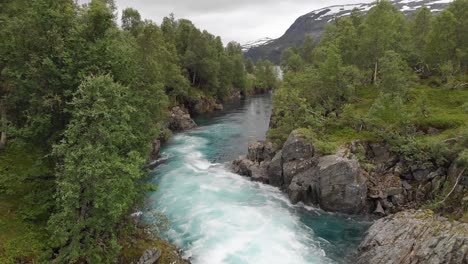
[231,155,256,176]
[316,155,367,214]
[133,248,162,264]
[231,156,269,184]
[267,150,284,187]
[357,210,468,264]
[168,106,196,132]
[281,130,314,162]
[287,167,320,204]
[287,155,367,214]
[280,130,315,187]
[247,141,276,163]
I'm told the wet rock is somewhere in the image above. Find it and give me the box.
[267,151,283,187]
[250,162,270,184]
[247,141,276,163]
[231,155,255,176]
[281,130,314,162]
[168,106,196,132]
[149,139,161,161]
[357,210,468,264]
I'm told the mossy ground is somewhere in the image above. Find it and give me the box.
[120,229,189,264]
[0,142,52,263]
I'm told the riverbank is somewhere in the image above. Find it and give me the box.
[230,83,468,262]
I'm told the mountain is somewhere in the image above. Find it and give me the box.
[243,0,453,64]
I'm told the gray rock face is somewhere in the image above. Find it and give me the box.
[231,155,270,184]
[168,106,196,132]
[247,141,276,163]
[133,248,162,264]
[267,151,283,187]
[316,155,367,214]
[357,210,468,264]
[283,159,313,186]
[287,167,319,204]
[149,139,161,161]
[286,155,367,214]
[281,130,314,162]
[231,155,256,177]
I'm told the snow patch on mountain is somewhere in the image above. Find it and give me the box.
[241,37,274,52]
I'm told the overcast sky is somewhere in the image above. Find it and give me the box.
[78,0,374,44]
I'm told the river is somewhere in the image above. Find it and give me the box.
[145,94,370,264]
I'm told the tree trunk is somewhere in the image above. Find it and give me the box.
[192,72,196,85]
[0,101,6,151]
[373,61,378,84]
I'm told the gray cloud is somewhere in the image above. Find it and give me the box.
[79,0,374,44]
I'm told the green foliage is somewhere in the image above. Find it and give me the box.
[245,58,255,74]
[49,75,152,263]
[426,9,458,70]
[378,51,411,95]
[367,93,413,133]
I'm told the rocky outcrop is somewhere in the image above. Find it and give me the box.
[188,96,223,114]
[132,248,162,264]
[232,130,368,214]
[247,141,276,162]
[317,155,367,214]
[168,106,196,132]
[231,141,276,184]
[232,130,466,218]
[357,210,468,264]
[286,155,367,214]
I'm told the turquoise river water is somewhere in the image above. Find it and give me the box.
[146,94,370,264]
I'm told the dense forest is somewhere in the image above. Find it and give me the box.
[270,0,467,214]
[0,0,278,263]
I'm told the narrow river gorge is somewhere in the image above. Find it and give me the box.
[146,94,370,264]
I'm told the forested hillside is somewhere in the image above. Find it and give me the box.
[270,0,467,216]
[0,0,277,263]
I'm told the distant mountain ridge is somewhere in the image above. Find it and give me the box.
[243,0,453,64]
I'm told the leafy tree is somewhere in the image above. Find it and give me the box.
[121,8,142,35]
[301,35,315,63]
[426,10,458,70]
[245,58,255,74]
[49,75,153,263]
[280,48,304,73]
[378,51,411,95]
[410,7,432,70]
[447,0,468,70]
[367,93,413,134]
[360,0,409,82]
